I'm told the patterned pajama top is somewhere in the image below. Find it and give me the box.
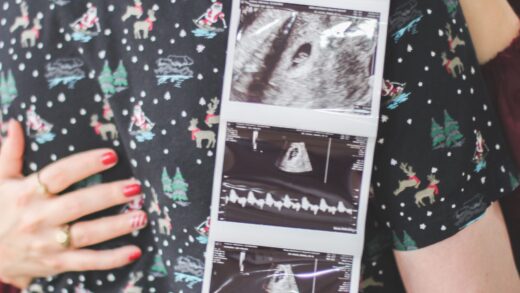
[0,0,517,292]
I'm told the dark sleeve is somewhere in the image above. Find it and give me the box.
[371,0,519,251]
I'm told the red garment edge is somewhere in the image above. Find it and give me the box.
[482,30,520,168]
[0,283,20,293]
[482,29,520,272]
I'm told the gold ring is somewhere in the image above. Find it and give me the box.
[36,171,52,196]
[56,225,72,249]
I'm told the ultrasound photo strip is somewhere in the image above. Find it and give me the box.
[204,0,390,291]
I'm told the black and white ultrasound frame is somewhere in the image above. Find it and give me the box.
[203,0,390,292]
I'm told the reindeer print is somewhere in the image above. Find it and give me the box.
[21,18,41,48]
[205,97,220,127]
[123,271,143,293]
[90,114,118,141]
[122,0,144,22]
[415,174,440,207]
[188,118,216,148]
[441,52,464,78]
[394,163,421,196]
[5,0,518,291]
[133,9,156,39]
[148,188,161,216]
[9,1,30,33]
[445,24,466,53]
[158,207,173,235]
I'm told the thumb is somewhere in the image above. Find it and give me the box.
[0,119,25,179]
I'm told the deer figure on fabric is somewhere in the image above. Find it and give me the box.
[415,174,440,207]
[205,97,220,127]
[20,17,41,48]
[122,0,144,21]
[133,9,156,39]
[158,207,173,235]
[188,118,216,148]
[445,24,466,53]
[148,188,161,216]
[123,271,143,293]
[9,1,29,33]
[90,114,118,141]
[441,52,465,78]
[394,163,421,196]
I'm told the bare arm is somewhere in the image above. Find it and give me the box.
[460,0,519,64]
[395,4,520,291]
[395,202,520,293]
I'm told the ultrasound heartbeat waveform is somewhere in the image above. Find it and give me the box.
[222,189,353,216]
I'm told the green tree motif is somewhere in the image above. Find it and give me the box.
[509,172,520,190]
[443,0,458,14]
[1,71,17,106]
[393,230,417,251]
[392,231,405,251]
[171,167,189,202]
[6,71,17,100]
[162,167,173,196]
[401,230,418,250]
[444,110,464,148]
[431,118,446,150]
[113,60,128,88]
[0,72,6,104]
[151,255,168,277]
[98,61,116,97]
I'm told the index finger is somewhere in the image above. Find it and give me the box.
[28,149,118,195]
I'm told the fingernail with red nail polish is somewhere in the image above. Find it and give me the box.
[123,184,142,197]
[128,250,142,262]
[101,152,118,166]
[131,213,148,229]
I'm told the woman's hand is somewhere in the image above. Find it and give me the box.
[0,120,148,288]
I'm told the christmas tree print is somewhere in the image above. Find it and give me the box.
[7,71,17,101]
[432,110,465,150]
[162,167,174,196]
[443,0,458,16]
[172,167,189,202]
[162,167,189,204]
[444,110,464,148]
[0,72,6,103]
[401,230,417,250]
[392,231,405,251]
[150,254,168,277]
[98,61,116,97]
[0,71,18,107]
[431,118,446,150]
[393,230,417,251]
[509,172,520,190]
[113,61,128,89]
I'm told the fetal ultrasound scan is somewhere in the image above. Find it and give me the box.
[210,242,353,293]
[231,0,381,114]
[219,122,367,233]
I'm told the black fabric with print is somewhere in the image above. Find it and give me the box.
[0,0,517,292]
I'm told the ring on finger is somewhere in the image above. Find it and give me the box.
[36,171,53,197]
[56,224,72,249]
